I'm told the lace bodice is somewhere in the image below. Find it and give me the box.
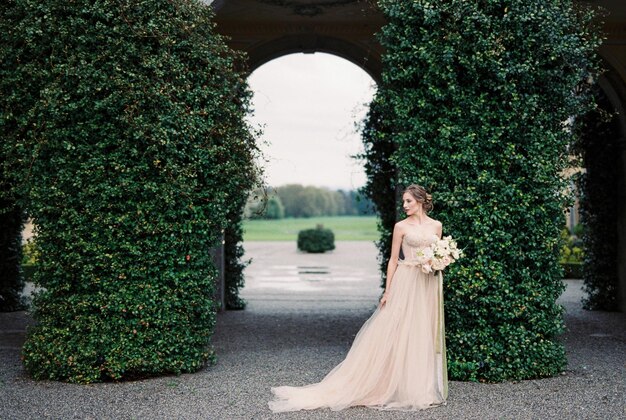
[401,231,439,262]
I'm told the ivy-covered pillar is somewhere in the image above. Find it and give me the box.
[1,0,259,383]
[372,0,600,381]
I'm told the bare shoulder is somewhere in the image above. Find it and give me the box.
[393,219,408,234]
[430,218,443,237]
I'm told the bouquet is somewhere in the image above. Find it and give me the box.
[414,235,462,274]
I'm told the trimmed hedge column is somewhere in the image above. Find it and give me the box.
[370,0,600,381]
[1,0,258,382]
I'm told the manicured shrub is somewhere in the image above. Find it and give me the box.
[366,0,601,381]
[297,226,335,253]
[1,0,258,382]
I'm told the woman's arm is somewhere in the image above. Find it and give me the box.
[380,223,403,307]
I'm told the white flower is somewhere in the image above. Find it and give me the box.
[411,235,461,273]
[415,246,434,264]
[432,246,442,256]
[431,258,446,271]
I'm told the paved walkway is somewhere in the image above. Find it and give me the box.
[0,242,624,419]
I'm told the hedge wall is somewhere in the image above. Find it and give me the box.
[368,0,601,381]
[1,0,258,383]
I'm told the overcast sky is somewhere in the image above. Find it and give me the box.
[247,53,377,191]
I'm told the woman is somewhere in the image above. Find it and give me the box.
[268,184,448,412]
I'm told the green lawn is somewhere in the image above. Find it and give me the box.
[242,216,379,241]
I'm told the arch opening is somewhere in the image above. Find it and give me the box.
[248,52,376,190]
[246,36,382,84]
[239,52,381,301]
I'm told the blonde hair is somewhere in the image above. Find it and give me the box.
[403,184,433,213]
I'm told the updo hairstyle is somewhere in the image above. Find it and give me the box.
[403,184,433,213]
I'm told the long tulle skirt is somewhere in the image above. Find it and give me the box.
[268,265,448,412]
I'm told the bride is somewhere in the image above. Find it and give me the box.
[268,184,448,412]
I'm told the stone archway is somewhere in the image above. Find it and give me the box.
[209,0,384,310]
[209,0,626,311]
[211,0,385,82]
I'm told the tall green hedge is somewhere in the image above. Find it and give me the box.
[576,89,620,311]
[369,0,600,381]
[1,0,258,383]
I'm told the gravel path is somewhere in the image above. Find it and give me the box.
[0,242,624,419]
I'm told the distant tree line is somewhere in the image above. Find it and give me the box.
[245,184,375,219]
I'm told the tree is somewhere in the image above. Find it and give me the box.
[265,195,285,219]
[351,190,376,216]
[276,184,305,217]
[275,184,373,217]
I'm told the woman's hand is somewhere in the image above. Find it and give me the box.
[379,292,390,309]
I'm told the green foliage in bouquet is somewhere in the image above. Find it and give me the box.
[297,226,336,253]
[0,0,258,382]
[367,0,601,381]
[575,89,620,310]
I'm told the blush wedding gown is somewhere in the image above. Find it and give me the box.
[268,231,448,412]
